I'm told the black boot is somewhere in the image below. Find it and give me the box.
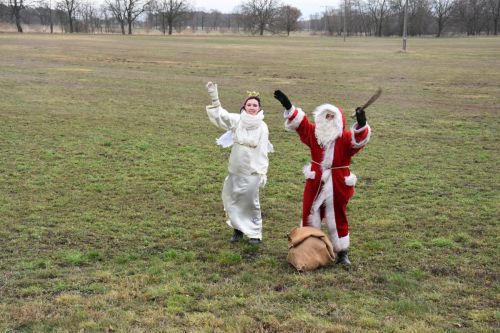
[248,238,261,245]
[335,250,351,266]
[230,229,243,243]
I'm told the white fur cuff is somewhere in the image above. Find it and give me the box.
[344,173,357,186]
[337,234,350,252]
[303,163,316,179]
[284,108,305,131]
[351,123,371,149]
[352,123,369,133]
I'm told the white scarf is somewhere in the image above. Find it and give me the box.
[216,111,264,148]
[239,109,264,129]
[234,110,264,148]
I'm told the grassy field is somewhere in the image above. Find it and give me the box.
[0,34,499,332]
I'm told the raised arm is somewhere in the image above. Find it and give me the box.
[349,106,371,154]
[273,89,314,147]
[206,81,239,130]
[273,89,292,111]
[355,107,366,128]
[206,81,220,107]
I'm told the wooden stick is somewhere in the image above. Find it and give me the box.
[351,88,383,118]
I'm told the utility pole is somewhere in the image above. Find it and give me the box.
[402,0,408,51]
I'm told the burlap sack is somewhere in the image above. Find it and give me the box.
[287,226,335,271]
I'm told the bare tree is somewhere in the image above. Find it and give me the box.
[226,12,231,30]
[454,0,487,35]
[485,0,499,34]
[324,7,343,35]
[100,3,114,32]
[158,0,189,35]
[95,4,107,32]
[241,0,282,35]
[59,0,77,32]
[390,0,406,35]
[79,1,96,32]
[125,0,148,33]
[107,0,125,33]
[107,0,148,34]
[210,9,220,30]
[186,9,201,31]
[431,0,455,36]
[343,0,354,38]
[408,0,432,35]
[231,11,243,32]
[350,0,370,35]
[366,0,389,36]
[37,0,54,33]
[9,0,25,32]
[277,4,301,35]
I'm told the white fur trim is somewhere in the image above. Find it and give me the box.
[321,140,335,171]
[337,235,350,252]
[352,123,369,133]
[302,127,352,253]
[324,177,340,251]
[351,123,371,149]
[283,106,294,115]
[344,173,357,186]
[307,211,322,229]
[284,107,305,131]
[305,139,347,251]
[302,163,316,179]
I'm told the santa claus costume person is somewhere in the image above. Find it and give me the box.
[273,90,371,265]
[206,82,273,245]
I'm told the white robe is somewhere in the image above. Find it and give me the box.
[206,105,272,239]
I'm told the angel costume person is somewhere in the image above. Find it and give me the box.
[205,82,273,244]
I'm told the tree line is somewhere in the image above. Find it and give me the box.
[1,0,498,36]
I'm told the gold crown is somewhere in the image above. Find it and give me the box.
[246,90,260,97]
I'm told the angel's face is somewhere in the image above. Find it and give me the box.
[244,98,261,116]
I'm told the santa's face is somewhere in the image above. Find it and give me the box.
[244,98,261,116]
[315,110,342,147]
[325,113,335,121]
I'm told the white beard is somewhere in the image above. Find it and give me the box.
[315,118,342,147]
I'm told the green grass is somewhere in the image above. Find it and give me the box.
[0,34,499,332]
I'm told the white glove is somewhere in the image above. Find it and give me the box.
[259,174,267,188]
[206,81,220,107]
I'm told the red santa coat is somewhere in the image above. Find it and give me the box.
[284,104,371,252]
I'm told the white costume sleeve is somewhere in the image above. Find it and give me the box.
[206,105,240,131]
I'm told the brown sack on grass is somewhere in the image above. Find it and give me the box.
[287,226,335,271]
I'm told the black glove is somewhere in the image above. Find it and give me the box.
[355,107,367,127]
[273,90,292,110]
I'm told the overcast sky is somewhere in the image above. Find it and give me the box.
[191,0,342,19]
